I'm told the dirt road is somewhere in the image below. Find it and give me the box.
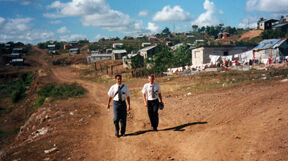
[51,67,288,161]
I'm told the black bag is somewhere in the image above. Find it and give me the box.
[158,102,164,110]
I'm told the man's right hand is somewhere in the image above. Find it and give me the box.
[144,102,148,107]
[107,104,110,110]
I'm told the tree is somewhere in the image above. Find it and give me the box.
[161,27,171,36]
[261,29,285,39]
[172,44,191,67]
[258,17,264,23]
[280,15,286,24]
[131,55,144,68]
[146,45,173,73]
[192,24,198,32]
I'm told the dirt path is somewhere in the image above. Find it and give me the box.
[51,66,288,161]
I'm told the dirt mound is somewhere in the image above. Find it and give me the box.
[239,29,263,41]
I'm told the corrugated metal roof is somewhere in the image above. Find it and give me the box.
[273,23,288,28]
[139,45,157,52]
[112,50,127,54]
[255,39,281,49]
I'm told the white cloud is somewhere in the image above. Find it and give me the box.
[44,0,109,18]
[57,26,69,34]
[59,34,86,42]
[238,16,259,29]
[147,22,160,33]
[0,17,55,44]
[45,0,147,34]
[81,10,146,34]
[0,17,5,26]
[138,10,149,17]
[246,0,288,12]
[47,1,63,9]
[153,5,192,22]
[192,0,223,27]
[2,18,33,33]
[50,20,62,24]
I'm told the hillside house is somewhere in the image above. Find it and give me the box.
[70,41,78,47]
[191,46,251,66]
[10,58,24,66]
[64,43,72,50]
[112,50,127,60]
[69,48,80,54]
[138,45,158,59]
[86,53,112,63]
[48,44,56,54]
[171,43,184,50]
[253,39,288,63]
[258,19,278,30]
[273,23,288,32]
[218,32,230,39]
[5,43,11,50]
[112,43,123,49]
[141,42,151,47]
[122,53,144,69]
[10,53,21,58]
[106,48,113,54]
[12,48,23,53]
[148,36,158,42]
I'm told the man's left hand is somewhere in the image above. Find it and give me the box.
[127,105,131,111]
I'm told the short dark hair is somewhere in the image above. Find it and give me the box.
[115,74,122,79]
[148,74,154,78]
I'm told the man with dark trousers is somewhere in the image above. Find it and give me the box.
[142,75,164,131]
[107,74,131,137]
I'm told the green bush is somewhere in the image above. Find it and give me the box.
[33,83,86,109]
[0,72,34,103]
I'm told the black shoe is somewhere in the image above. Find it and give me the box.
[115,133,120,138]
[152,127,158,131]
[120,133,126,137]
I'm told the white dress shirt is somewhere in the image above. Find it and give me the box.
[107,84,130,101]
[142,83,161,101]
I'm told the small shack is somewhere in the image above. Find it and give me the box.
[138,45,158,59]
[191,46,251,66]
[86,53,112,63]
[253,39,288,63]
[122,53,144,69]
[69,48,80,54]
[112,50,127,60]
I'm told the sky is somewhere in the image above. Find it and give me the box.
[0,0,287,44]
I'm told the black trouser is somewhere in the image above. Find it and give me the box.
[147,99,159,129]
[113,101,127,135]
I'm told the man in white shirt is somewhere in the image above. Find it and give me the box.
[107,74,131,137]
[142,75,164,131]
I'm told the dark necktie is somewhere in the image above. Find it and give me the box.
[118,85,122,101]
[151,84,155,99]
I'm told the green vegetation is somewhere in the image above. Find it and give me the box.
[0,41,31,55]
[0,72,34,103]
[31,83,87,109]
[37,41,65,50]
[144,44,191,74]
[261,29,288,39]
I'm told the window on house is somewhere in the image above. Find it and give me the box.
[224,51,228,56]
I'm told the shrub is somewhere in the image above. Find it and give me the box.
[0,72,34,103]
[33,83,86,109]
